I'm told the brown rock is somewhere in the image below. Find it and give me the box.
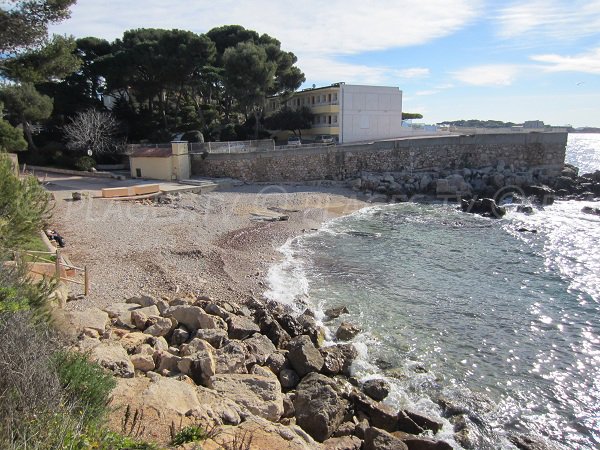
[336,322,361,341]
[364,427,409,450]
[323,435,362,450]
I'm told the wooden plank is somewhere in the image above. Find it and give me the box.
[101,187,132,198]
[133,184,160,195]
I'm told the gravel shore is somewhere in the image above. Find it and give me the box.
[52,184,367,310]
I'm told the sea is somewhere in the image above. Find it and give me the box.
[265,133,600,449]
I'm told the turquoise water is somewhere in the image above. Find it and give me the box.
[266,134,600,449]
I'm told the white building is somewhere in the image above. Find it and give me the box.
[266,82,403,144]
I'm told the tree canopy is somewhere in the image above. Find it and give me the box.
[0,0,77,53]
[0,23,306,156]
[264,106,313,138]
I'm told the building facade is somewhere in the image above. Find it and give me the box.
[265,82,403,144]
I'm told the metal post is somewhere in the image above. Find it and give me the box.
[84,266,90,296]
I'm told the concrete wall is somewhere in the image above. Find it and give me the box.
[340,85,403,143]
[130,156,172,180]
[191,132,567,182]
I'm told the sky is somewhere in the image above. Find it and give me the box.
[50,0,600,127]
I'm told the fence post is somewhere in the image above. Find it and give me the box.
[55,249,60,280]
[84,266,90,296]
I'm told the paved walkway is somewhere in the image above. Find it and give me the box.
[34,171,204,199]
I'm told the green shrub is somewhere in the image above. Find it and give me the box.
[74,155,96,171]
[0,154,51,249]
[170,425,207,446]
[54,351,116,425]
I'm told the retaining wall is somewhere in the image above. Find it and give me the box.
[191,133,568,182]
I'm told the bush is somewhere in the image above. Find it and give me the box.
[0,311,63,447]
[74,155,96,171]
[54,351,116,425]
[0,154,51,249]
[171,424,208,445]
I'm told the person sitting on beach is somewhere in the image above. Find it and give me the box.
[45,229,66,248]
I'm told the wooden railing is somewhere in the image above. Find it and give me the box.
[13,249,90,296]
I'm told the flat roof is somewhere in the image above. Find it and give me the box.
[130,147,172,158]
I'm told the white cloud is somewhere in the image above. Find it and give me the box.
[531,47,600,74]
[496,1,600,40]
[394,68,430,79]
[452,64,520,86]
[415,90,439,96]
[50,0,480,85]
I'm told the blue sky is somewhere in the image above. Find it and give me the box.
[50,0,600,127]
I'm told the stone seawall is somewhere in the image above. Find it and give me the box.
[191,133,568,182]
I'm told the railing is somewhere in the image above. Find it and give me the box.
[189,139,275,154]
[13,249,90,296]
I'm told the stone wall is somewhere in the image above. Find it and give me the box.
[191,133,567,182]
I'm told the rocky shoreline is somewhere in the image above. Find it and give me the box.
[350,163,600,206]
[48,177,583,449]
[61,291,459,449]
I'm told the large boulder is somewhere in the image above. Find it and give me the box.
[226,315,260,339]
[119,332,152,353]
[523,185,555,205]
[293,373,349,443]
[130,353,155,372]
[324,306,349,320]
[126,294,158,307]
[403,409,444,434]
[323,436,362,450]
[350,390,400,432]
[262,316,292,348]
[208,374,284,422]
[215,340,249,374]
[178,349,216,386]
[144,317,176,337]
[243,333,276,365]
[103,302,140,328]
[364,427,408,450]
[287,335,324,377]
[90,341,134,378]
[193,328,229,349]
[67,308,109,334]
[393,432,453,450]
[363,378,390,401]
[320,344,358,376]
[164,305,226,331]
[461,198,506,218]
[277,314,304,337]
[335,322,361,341]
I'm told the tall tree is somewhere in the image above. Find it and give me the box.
[223,41,276,138]
[0,0,76,53]
[209,25,305,139]
[264,106,313,138]
[0,84,53,150]
[1,35,81,83]
[100,29,216,133]
[0,118,28,152]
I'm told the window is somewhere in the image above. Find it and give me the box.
[328,115,332,124]
[333,115,338,123]
[333,93,337,101]
[136,168,141,177]
[312,96,315,104]
[328,93,331,102]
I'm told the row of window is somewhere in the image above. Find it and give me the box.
[313,115,338,125]
[268,91,340,112]
[290,91,339,107]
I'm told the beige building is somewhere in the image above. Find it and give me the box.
[266,82,403,144]
[129,141,190,181]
